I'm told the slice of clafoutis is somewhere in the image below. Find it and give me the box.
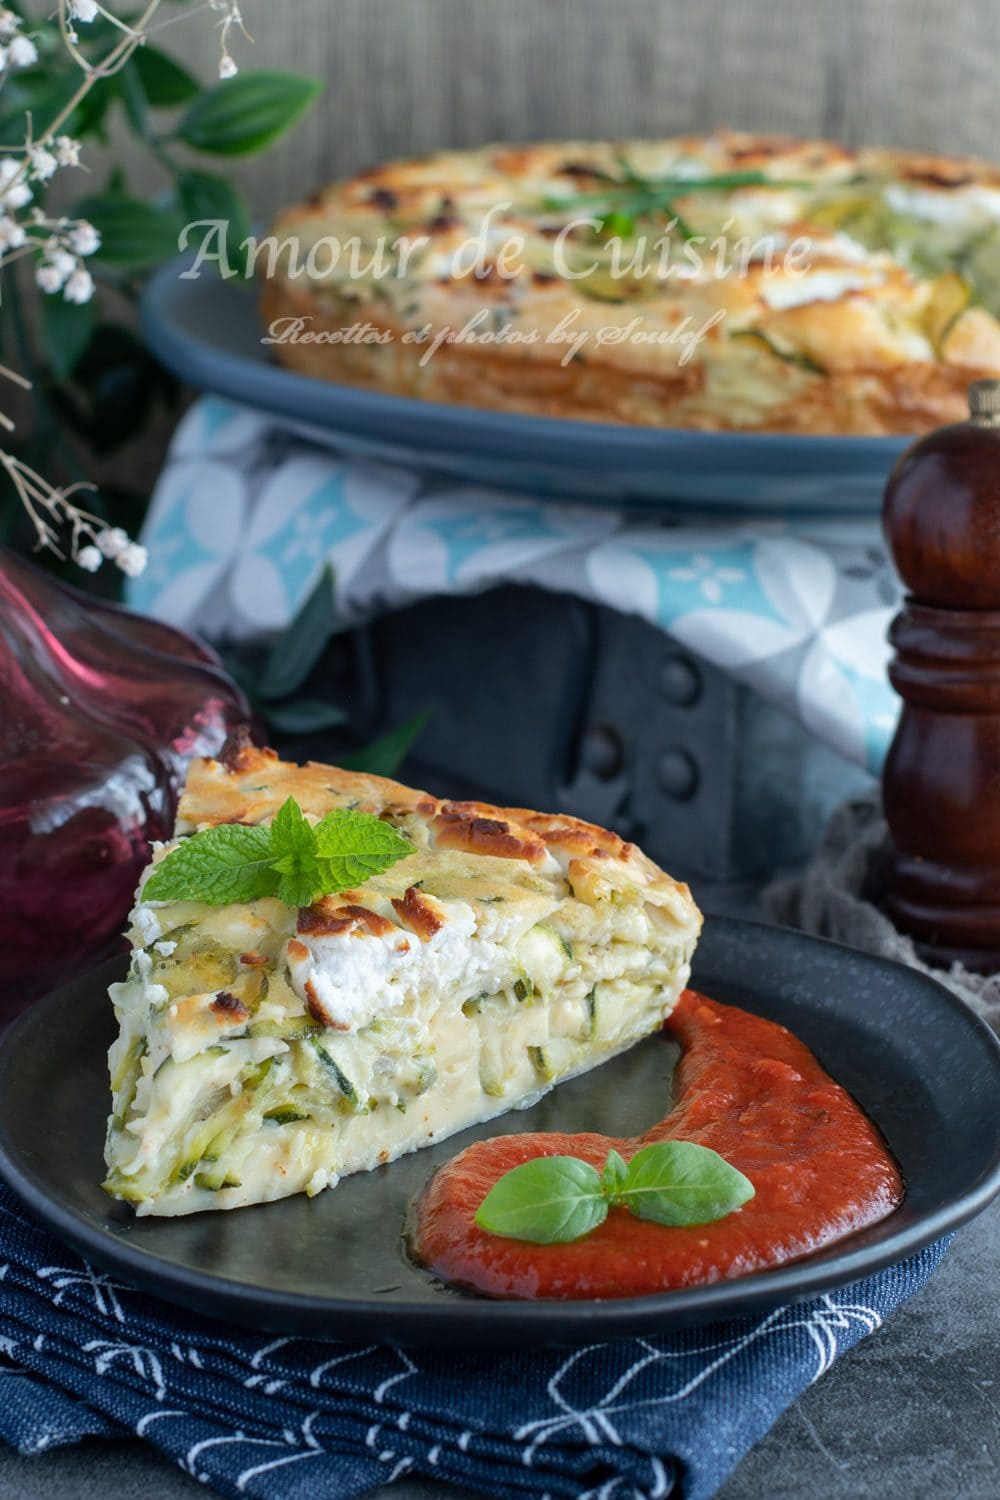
[104,744,701,1216]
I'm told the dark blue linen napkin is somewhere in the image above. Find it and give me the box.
[0,1186,947,1500]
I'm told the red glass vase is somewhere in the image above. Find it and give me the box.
[0,548,252,1019]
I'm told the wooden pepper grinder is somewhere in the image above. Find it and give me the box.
[883,378,1000,971]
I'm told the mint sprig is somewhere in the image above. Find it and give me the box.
[268,794,324,908]
[140,823,277,906]
[313,806,419,889]
[142,796,414,909]
[474,1142,754,1245]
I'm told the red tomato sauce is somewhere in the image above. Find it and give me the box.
[411,990,904,1299]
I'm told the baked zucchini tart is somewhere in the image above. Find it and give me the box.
[104,743,700,1216]
[260,131,1000,435]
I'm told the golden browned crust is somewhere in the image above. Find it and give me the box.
[259,132,1000,436]
[177,744,695,921]
[391,884,444,939]
[296,898,394,939]
[258,276,704,426]
[209,991,250,1021]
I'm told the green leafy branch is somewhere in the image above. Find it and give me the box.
[0,2,321,575]
[76,66,321,282]
[31,39,321,418]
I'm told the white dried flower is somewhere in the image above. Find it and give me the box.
[44,242,76,277]
[218,53,238,79]
[55,136,81,168]
[36,262,65,293]
[69,0,100,20]
[28,147,58,181]
[77,545,102,573]
[8,34,37,67]
[96,526,129,559]
[117,542,148,578]
[0,10,19,41]
[0,160,31,210]
[69,220,100,256]
[64,266,94,304]
[0,215,25,250]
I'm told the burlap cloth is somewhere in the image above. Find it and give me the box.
[766,790,1000,1031]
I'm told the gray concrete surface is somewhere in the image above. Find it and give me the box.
[2,1195,997,1500]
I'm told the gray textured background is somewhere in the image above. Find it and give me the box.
[223,0,1000,221]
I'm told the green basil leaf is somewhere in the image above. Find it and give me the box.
[620,1141,755,1227]
[601,1147,628,1199]
[178,71,321,157]
[341,709,429,778]
[475,1156,608,1244]
[132,44,200,106]
[268,795,323,908]
[258,564,336,700]
[143,824,277,906]
[312,807,414,890]
[77,193,185,268]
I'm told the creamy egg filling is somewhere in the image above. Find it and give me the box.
[104,876,693,1216]
[758,268,883,310]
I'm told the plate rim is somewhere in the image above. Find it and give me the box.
[2,916,999,1343]
[140,257,913,469]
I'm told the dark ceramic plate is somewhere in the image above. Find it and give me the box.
[1,918,998,1348]
[141,260,910,514]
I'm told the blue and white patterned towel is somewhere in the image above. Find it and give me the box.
[0,1186,947,1500]
[127,398,903,774]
